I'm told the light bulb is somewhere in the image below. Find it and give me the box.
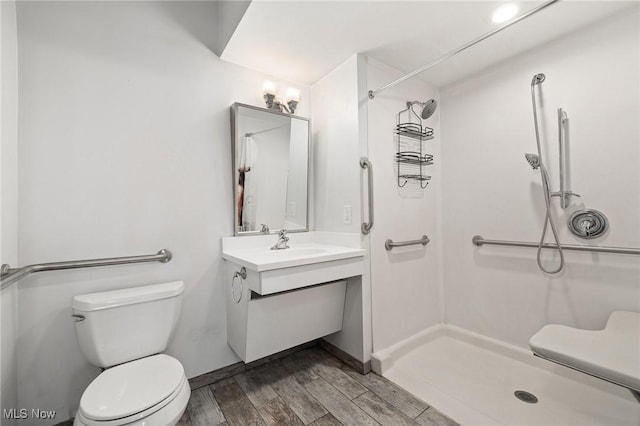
[263,80,277,96]
[285,87,300,103]
[491,3,518,24]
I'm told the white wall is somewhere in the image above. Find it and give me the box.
[1,0,19,423]
[312,55,371,363]
[14,1,309,423]
[440,7,640,348]
[1,0,18,267]
[312,55,361,234]
[366,58,442,351]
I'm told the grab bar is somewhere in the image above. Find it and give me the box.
[0,249,173,290]
[385,235,430,251]
[552,108,579,208]
[472,235,640,256]
[360,157,374,234]
[558,108,567,208]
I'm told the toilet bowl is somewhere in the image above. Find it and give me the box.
[72,282,190,426]
[74,355,190,426]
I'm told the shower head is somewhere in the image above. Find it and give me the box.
[420,99,437,119]
[408,99,438,120]
[525,153,540,170]
[531,73,546,86]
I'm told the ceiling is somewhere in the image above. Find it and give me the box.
[220,1,635,88]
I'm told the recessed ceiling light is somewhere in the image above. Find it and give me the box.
[492,3,519,24]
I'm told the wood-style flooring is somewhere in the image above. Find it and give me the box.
[180,345,459,426]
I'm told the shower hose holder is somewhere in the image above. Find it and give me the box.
[549,190,580,207]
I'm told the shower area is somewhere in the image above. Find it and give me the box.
[355,3,640,425]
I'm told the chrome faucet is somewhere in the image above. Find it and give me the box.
[270,229,290,250]
[260,224,270,234]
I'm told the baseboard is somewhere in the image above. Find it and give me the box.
[318,339,371,374]
[188,340,318,390]
[371,324,444,375]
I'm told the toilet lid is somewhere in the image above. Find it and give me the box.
[80,354,185,421]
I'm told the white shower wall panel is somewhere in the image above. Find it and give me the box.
[366,58,442,352]
[440,7,640,349]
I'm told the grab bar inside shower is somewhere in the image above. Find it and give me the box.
[551,108,579,208]
[0,249,173,289]
[558,108,567,208]
[472,236,640,256]
[385,235,430,251]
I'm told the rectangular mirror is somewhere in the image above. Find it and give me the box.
[231,103,310,235]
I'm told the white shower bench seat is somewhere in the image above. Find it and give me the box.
[530,311,640,392]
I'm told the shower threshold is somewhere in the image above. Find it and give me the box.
[372,325,640,425]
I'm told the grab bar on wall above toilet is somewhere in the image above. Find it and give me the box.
[0,249,173,290]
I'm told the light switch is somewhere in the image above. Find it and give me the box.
[343,205,352,225]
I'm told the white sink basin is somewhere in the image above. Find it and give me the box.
[259,247,330,259]
[222,243,364,272]
[221,232,366,295]
[266,247,328,256]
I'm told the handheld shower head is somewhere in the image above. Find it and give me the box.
[531,73,546,86]
[525,153,540,170]
[408,99,438,120]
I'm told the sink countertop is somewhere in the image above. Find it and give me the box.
[222,232,365,272]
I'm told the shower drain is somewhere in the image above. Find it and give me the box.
[514,390,538,404]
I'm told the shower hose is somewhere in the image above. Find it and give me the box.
[530,80,565,274]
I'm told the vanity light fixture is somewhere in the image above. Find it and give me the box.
[262,81,300,114]
[491,2,519,23]
[285,88,300,114]
[263,80,277,110]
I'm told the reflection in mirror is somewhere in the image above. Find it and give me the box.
[231,103,309,235]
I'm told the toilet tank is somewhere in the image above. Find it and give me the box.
[72,281,184,368]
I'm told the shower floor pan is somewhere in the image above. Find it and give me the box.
[372,325,640,426]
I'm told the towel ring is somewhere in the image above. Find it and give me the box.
[231,267,246,304]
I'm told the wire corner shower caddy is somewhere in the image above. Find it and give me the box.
[394,103,435,189]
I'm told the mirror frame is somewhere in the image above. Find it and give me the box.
[230,102,311,236]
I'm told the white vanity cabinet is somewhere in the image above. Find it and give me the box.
[222,233,365,363]
[226,273,348,362]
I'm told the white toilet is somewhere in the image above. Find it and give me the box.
[72,281,190,426]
